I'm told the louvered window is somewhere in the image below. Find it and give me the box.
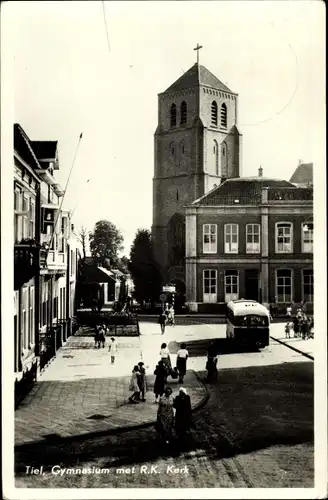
[170,104,177,127]
[180,101,187,124]
[221,103,227,128]
[211,101,218,126]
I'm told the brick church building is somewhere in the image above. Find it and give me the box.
[152,61,242,295]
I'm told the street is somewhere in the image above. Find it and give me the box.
[15,321,314,488]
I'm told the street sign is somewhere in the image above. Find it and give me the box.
[162,285,176,293]
[159,293,167,302]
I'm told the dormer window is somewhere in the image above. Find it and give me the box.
[221,103,227,128]
[211,101,218,126]
[170,104,177,127]
[180,101,187,125]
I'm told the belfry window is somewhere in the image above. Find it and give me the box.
[170,103,177,127]
[180,101,187,125]
[221,103,227,128]
[211,101,218,126]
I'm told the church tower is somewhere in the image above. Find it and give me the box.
[152,55,242,289]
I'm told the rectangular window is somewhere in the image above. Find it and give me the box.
[302,223,313,253]
[28,286,34,347]
[224,270,239,302]
[21,288,28,350]
[203,224,217,254]
[203,269,217,303]
[276,269,292,303]
[14,188,22,243]
[53,296,58,319]
[224,224,238,253]
[302,269,313,303]
[276,223,293,253]
[246,224,260,253]
[22,196,29,239]
[29,200,35,239]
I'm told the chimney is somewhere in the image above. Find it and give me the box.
[258,166,263,177]
[298,159,303,165]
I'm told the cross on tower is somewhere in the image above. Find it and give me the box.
[193,43,203,64]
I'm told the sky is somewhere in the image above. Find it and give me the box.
[7,0,325,255]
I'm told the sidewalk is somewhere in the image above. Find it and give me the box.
[269,323,314,359]
[15,329,207,447]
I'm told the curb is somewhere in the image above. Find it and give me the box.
[15,370,210,451]
[270,336,314,361]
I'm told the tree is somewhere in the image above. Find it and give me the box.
[78,226,88,262]
[129,229,162,303]
[117,255,129,274]
[89,220,124,268]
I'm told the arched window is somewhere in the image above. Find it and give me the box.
[221,142,227,176]
[221,103,227,128]
[211,101,218,126]
[213,140,219,175]
[179,140,185,156]
[170,103,177,127]
[180,101,187,125]
[169,142,176,157]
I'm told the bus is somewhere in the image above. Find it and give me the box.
[226,299,270,349]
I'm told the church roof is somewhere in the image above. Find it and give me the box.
[193,177,294,206]
[164,63,234,94]
[289,163,313,185]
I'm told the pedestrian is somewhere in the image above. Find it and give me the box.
[99,324,106,348]
[155,386,174,444]
[206,343,218,383]
[138,361,147,402]
[285,321,291,339]
[108,337,117,364]
[173,387,193,441]
[301,317,309,340]
[176,342,189,383]
[158,311,167,335]
[160,342,171,381]
[286,304,292,318]
[94,326,99,349]
[293,317,300,337]
[128,365,141,404]
[167,305,175,326]
[153,360,167,403]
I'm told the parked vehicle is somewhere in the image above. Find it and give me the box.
[226,299,270,349]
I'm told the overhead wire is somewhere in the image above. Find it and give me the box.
[46,133,83,257]
[102,1,111,55]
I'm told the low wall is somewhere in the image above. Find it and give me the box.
[75,310,139,336]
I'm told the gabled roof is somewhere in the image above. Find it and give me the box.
[193,177,294,206]
[289,163,313,184]
[30,140,58,160]
[164,63,234,94]
[14,123,41,171]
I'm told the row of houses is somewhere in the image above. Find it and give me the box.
[14,123,79,383]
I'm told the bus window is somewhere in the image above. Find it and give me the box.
[241,315,268,327]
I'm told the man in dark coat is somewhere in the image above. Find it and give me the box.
[173,387,193,440]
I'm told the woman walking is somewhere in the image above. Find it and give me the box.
[176,343,189,383]
[156,386,174,444]
[173,387,193,441]
[153,360,167,403]
[128,365,141,404]
[137,361,147,402]
[158,312,167,335]
[159,343,171,381]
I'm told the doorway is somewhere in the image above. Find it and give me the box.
[245,269,259,301]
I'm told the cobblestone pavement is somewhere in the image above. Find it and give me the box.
[15,332,206,446]
[15,361,314,488]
